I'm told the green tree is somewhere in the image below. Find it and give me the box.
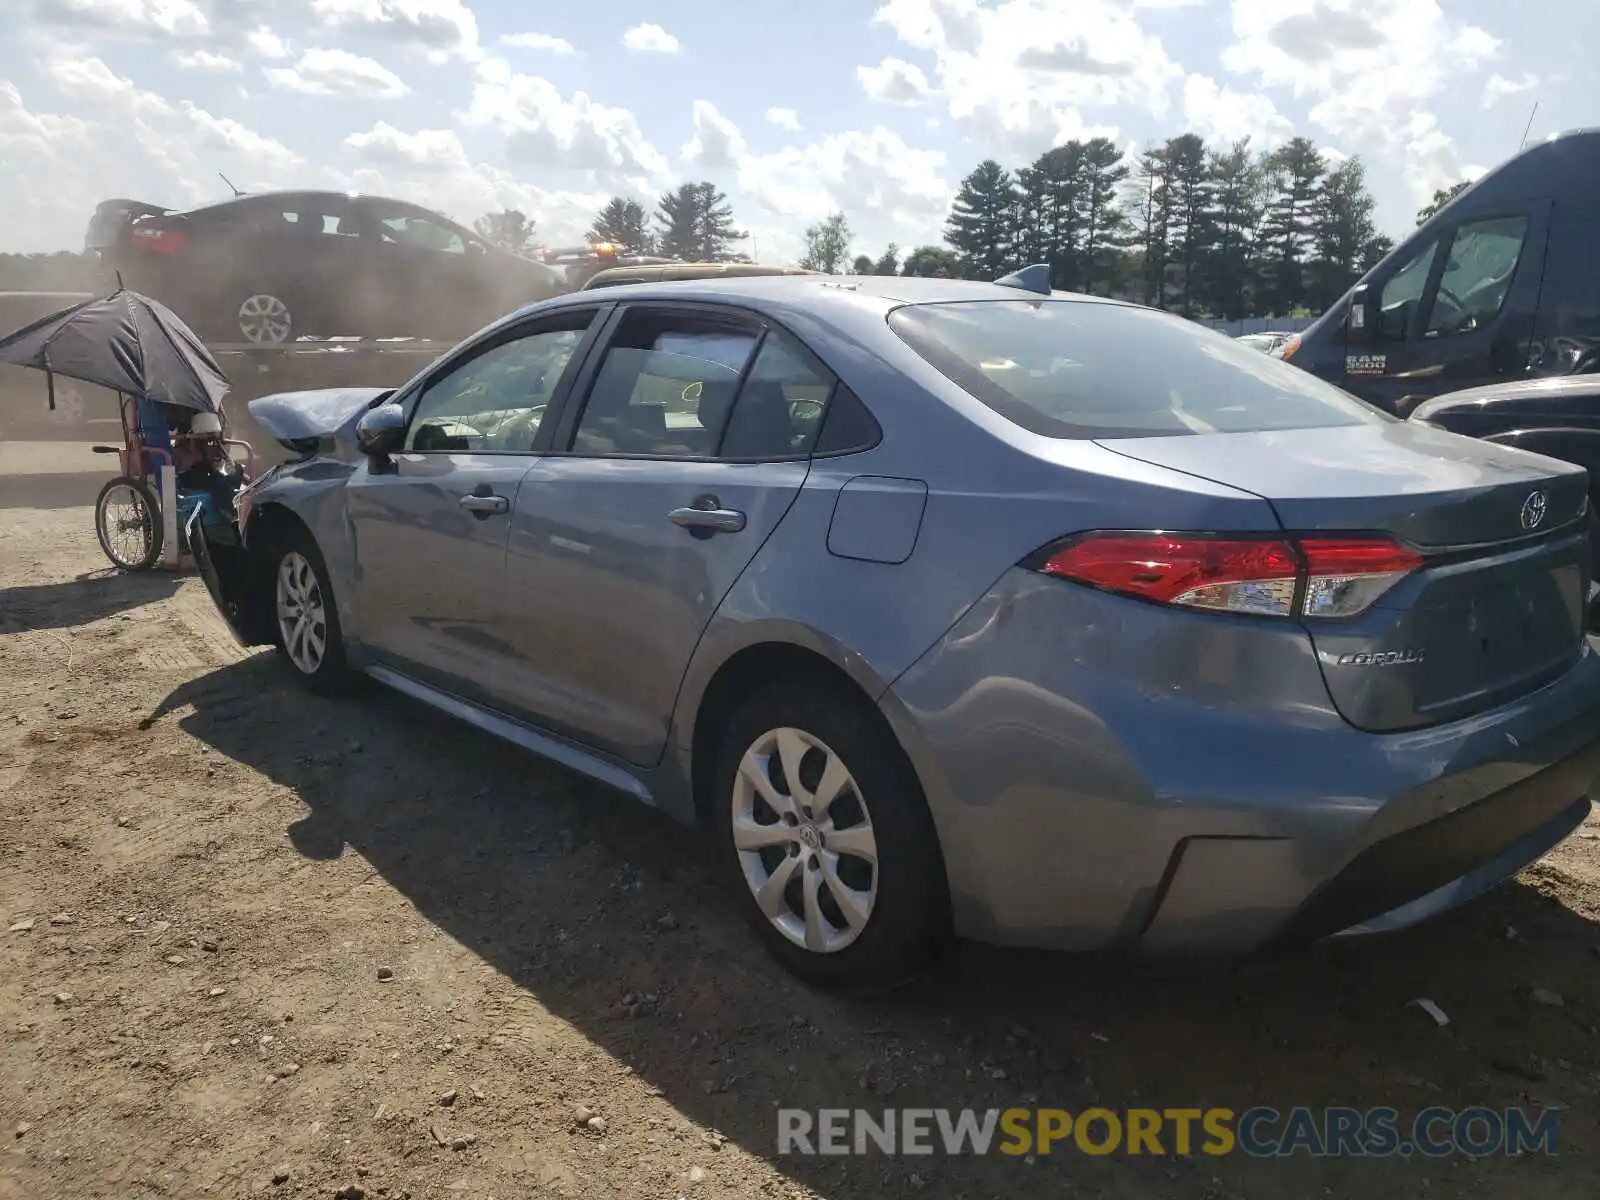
[1199,139,1270,320]
[1017,141,1087,289]
[1309,157,1380,310]
[799,211,852,273]
[654,182,746,261]
[1257,136,1327,313]
[872,243,900,276]
[1128,143,1177,307]
[944,159,1019,281]
[587,197,653,254]
[901,245,960,276]
[849,254,874,274]
[1076,137,1130,296]
[473,209,536,255]
[1417,181,1471,225]
[1164,134,1213,314]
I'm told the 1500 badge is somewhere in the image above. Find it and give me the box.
[1335,650,1426,666]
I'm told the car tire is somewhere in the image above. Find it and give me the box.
[711,677,950,992]
[266,526,354,694]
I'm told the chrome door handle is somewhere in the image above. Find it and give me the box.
[669,502,746,534]
[459,494,509,514]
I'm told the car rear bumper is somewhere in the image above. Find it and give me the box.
[883,567,1600,954]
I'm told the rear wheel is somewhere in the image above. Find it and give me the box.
[711,678,950,991]
[235,290,296,344]
[94,476,162,571]
[267,528,354,693]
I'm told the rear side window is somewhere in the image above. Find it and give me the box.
[888,300,1388,439]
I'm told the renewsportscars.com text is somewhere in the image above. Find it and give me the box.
[777,1106,1559,1158]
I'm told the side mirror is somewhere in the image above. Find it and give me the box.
[1347,285,1373,340]
[356,403,407,459]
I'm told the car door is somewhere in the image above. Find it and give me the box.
[343,306,605,704]
[360,201,489,338]
[1352,201,1551,413]
[497,303,834,765]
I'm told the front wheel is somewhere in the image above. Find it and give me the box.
[712,678,950,991]
[94,476,162,570]
[268,529,354,693]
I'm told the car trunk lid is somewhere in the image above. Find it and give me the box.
[1098,423,1591,732]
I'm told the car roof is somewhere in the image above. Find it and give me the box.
[180,190,435,216]
[551,272,1133,310]
[580,262,817,288]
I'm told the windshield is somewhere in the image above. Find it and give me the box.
[888,300,1388,439]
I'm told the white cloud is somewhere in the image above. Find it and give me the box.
[1483,72,1538,109]
[174,48,242,73]
[501,31,577,55]
[32,0,210,38]
[682,100,746,169]
[246,27,289,59]
[871,0,1181,158]
[857,57,933,106]
[621,23,679,54]
[460,57,668,187]
[766,107,802,132]
[343,121,469,171]
[1222,0,1500,200]
[307,0,480,58]
[1181,74,1292,148]
[266,48,409,99]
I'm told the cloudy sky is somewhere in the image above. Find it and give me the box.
[0,0,1587,262]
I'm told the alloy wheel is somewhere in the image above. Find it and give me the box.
[731,726,880,953]
[276,551,327,675]
[238,294,292,344]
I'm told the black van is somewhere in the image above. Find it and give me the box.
[1279,127,1600,414]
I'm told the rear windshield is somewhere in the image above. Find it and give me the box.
[888,300,1387,439]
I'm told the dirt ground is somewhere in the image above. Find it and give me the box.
[3,504,1600,1200]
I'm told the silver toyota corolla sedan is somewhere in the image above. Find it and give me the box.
[191,272,1600,990]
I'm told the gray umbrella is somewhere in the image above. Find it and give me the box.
[0,288,230,413]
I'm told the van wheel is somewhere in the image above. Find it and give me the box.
[711,678,950,991]
[267,528,354,693]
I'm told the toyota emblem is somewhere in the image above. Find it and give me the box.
[1520,490,1548,530]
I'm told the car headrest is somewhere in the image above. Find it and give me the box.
[696,380,739,437]
[721,379,795,457]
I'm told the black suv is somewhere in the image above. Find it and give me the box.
[88,191,567,345]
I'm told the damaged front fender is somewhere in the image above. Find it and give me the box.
[188,506,276,647]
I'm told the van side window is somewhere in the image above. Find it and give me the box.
[1376,238,1438,341]
[1424,215,1530,338]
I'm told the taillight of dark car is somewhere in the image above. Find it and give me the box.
[130,225,187,254]
[1026,532,1423,619]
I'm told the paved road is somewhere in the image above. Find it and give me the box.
[0,440,111,510]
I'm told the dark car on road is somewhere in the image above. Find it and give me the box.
[88,191,567,346]
[1279,128,1600,414]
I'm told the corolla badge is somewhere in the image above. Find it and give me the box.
[1520,490,1548,530]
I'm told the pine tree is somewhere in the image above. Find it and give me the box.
[1077,137,1129,296]
[1164,134,1212,315]
[1258,137,1326,313]
[1128,144,1177,307]
[1310,158,1380,310]
[653,182,746,261]
[944,160,1019,281]
[1201,140,1270,320]
[587,197,653,255]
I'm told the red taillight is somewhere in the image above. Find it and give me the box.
[1032,533,1421,619]
[132,226,186,253]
